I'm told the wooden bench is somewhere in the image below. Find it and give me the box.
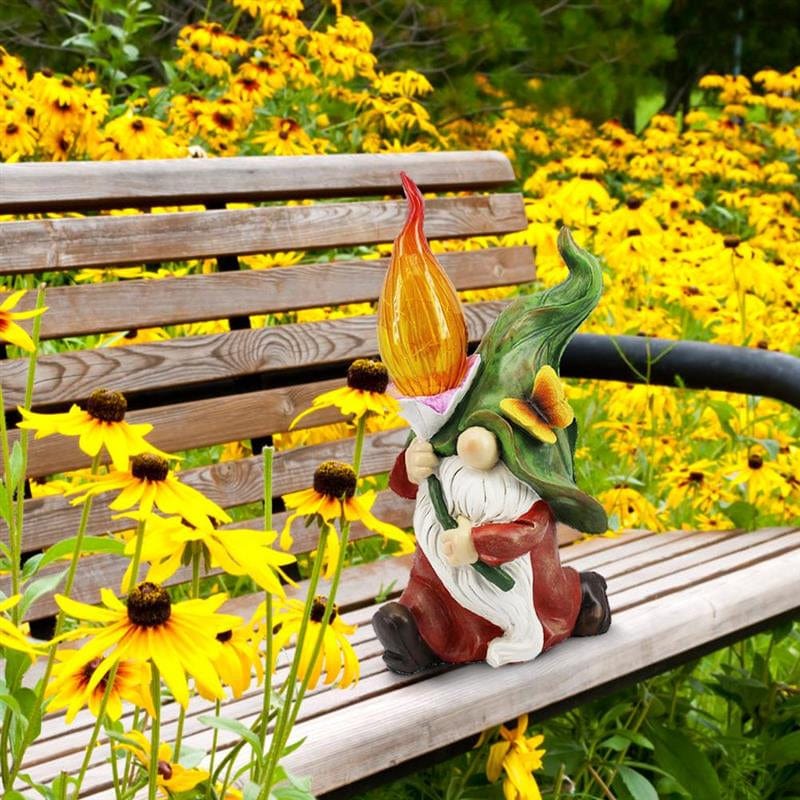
[1,151,799,798]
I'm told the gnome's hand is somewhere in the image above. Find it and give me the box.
[406,438,440,484]
[441,516,479,567]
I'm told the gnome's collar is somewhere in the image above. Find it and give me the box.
[393,355,481,441]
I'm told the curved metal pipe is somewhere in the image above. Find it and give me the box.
[562,334,800,413]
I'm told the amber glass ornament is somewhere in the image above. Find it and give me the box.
[377,173,469,397]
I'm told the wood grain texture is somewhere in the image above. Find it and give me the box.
[0,427,410,551]
[0,301,507,410]
[15,246,533,340]
[25,528,800,794]
[0,151,516,213]
[0,194,525,274]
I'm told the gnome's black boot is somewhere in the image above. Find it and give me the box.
[372,601,440,675]
[573,571,611,637]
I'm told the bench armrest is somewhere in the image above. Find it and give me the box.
[563,334,800,413]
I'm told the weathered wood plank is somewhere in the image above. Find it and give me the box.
[15,247,533,340]
[1,428,409,551]
[0,302,506,410]
[0,151,516,213]
[0,194,525,274]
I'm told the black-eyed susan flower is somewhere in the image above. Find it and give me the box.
[262,595,359,689]
[195,623,264,701]
[281,461,414,554]
[290,359,399,428]
[484,715,546,800]
[118,513,295,596]
[499,365,574,445]
[54,583,241,707]
[45,651,154,723]
[0,290,47,352]
[0,595,39,656]
[68,454,231,529]
[116,729,209,796]
[18,388,170,472]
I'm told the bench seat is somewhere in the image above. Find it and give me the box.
[22,524,800,797]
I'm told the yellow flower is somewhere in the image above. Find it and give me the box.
[281,461,414,554]
[117,729,209,796]
[196,622,264,701]
[55,582,241,707]
[485,715,545,800]
[0,290,47,351]
[118,513,295,596]
[45,651,154,723]
[68,454,231,529]
[0,596,39,657]
[290,359,399,428]
[17,388,170,471]
[259,595,359,689]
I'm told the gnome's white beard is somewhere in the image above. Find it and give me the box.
[414,455,545,667]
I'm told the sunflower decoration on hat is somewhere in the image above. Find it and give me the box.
[378,172,607,537]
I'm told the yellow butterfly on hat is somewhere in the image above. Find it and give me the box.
[499,365,574,445]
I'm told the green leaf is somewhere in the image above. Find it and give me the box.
[0,690,23,718]
[618,766,659,800]
[38,536,125,570]
[0,481,11,524]
[198,714,261,752]
[647,723,721,800]
[9,440,24,489]
[19,570,67,617]
[5,648,33,688]
[721,500,758,531]
[601,730,654,751]
[178,745,207,769]
[765,731,800,766]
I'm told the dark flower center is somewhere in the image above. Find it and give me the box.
[127,582,171,627]
[85,388,127,423]
[131,454,169,482]
[347,359,389,393]
[131,119,145,131]
[723,235,741,249]
[313,461,356,499]
[157,760,173,780]
[688,471,704,484]
[310,595,337,623]
[625,196,643,210]
[81,658,105,689]
[748,453,763,470]
[216,629,233,643]
[6,123,19,135]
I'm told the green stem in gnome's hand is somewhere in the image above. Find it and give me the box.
[426,474,515,591]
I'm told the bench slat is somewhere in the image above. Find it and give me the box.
[0,302,506,410]
[15,246,532,340]
[0,151,515,213]
[0,195,525,274]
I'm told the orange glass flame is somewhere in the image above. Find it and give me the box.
[377,172,469,397]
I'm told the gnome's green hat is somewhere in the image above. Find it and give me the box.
[430,227,608,533]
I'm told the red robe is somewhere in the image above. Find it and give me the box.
[390,451,582,665]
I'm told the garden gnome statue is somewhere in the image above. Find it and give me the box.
[372,173,611,674]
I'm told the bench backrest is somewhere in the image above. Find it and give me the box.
[0,150,536,623]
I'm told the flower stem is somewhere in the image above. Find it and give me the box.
[352,414,367,476]
[70,663,121,800]
[11,284,46,625]
[258,530,328,797]
[127,518,147,595]
[205,698,221,800]
[148,665,161,800]
[275,518,351,763]
[255,446,276,781]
